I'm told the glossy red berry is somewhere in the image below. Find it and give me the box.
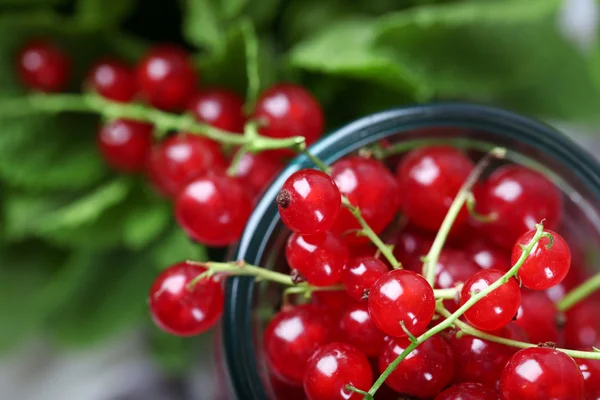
[303,342,372,400]
[330,156,400,244]
[565,299,600,349]
[476,165,562,249]
[339,302,386,356]
[87,59,137,102]
[435,249,480,312]
[148,134,226,198]
[148,261,224,336]
[342,257,389,302]
[17,39,69,92]
[175,171,253,246]
[460,268,521,331]
[265,305,332,386]
[187,89,245,132]
[368,269,435,337]
[396,146,474,232]
[545,261,587,304]
[277,169,341,234]
[511,229,571,290]
[253,83,324,159]
[136,45,197,110]
[499,347,584,400]
[576,355,600,400]
[97,119,153,173]
[465,239,511,272]
[379,335,454,398]
[231,151,282,197]
[514,290,561,344]
[311,291,352,313]
[392,227,433,271]
[286,232,349,286]
[435,383,499,400]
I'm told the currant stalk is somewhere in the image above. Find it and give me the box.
[557,272,600,312]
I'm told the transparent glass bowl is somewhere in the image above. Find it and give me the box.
[219,103,600,399]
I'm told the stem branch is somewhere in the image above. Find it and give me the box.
[558,272,600,312]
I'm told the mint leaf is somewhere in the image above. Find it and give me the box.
[75,0,137,28]
[123,191,171,249]
[183,0,226,55]
[153,227,207,270]
[222,0,248,19]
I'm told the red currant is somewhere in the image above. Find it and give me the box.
[231,151,282,197]
[330,156,400,244]
[187,89,245,133]
[87,58,137,102]
[97,119,153,173]
[339,302,386,356]
[514,290,561,344]
[565,299,600,349]
[465,239,511,272]
[277,169,341,234]
[342,257,389,302]
[476,165,562,249]
[396,146,473,232]
[511,229,571,290]
[392,226,434,271]
[368,269,435,337]
[264,304,332,386]
[175,171,253,246]
[148,133,226,198]
[148,261,223,336]
[270,374,306,400]
[435,249,480,312]
[576,354,600,400]
[435,383,499,400]
[545,261,587,304]
[379,335,454,398]
[303,342,372,400]
[286,231,349,286]
[311,291,352,313]
[460,268,521,331]
[17,39,69,92]
[253,83,324,159]
[136,45,197,110]
[447,323,528,390]
[499,347,584,400]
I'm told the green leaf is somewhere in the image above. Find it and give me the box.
[122,191,171,249]
[183,0,226,55]
[152,226,207,270]
[75,0,137,27]
[222,0,248,19]
[149,327,201,376]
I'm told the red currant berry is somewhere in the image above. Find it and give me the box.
[465,239,511,271]
[303,342,372,400]
[392,227,434,271]
[546,261,587,304]
[136,45,197,110]
[148,261,223,336]
[311,291,352,313]
[565,299,600,349]
[396,146,474,232]
[379,335,454,398]
[342,257,389,302]
[511,229,571,290]
[87,59,137,102]
[231,151,282,197]
[447,323,528,389]
[460,268,521,331]
[148,134,226,198]
[17,39,69,92]
[476,165,562,249]
[576,355,600,400]
[286,231,349,286]
[253,83,324,159]
[187,89,245,132]
[97,119,153,173]
[270,374,306,400]
[339,302,386,356]
[514,290,561,344]
[264,304,332,386]
[175,171,253,246]
[435,383,499,400]
[435,249,480,312]
[277,169,341,234]
[499,347,584,400]
[330,156,400,244]
[368,269,435,337]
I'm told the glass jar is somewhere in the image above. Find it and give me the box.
[219,103,600,399]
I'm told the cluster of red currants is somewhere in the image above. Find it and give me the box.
[16,39,325,246]
[149,145,600,399]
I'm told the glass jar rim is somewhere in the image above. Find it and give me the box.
[222,102,600,399]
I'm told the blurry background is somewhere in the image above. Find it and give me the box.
[0,0,598,399]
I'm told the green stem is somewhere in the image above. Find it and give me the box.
[367,222,543,397]
[342,196,402,269]
[433,287,459,300]
[437,306,600,360]
[422,147,506,286]
[557,272,600,312]
[241,18,261,115]
[188,261,294,287]
[226,147,248,177]
[302,149,331,173]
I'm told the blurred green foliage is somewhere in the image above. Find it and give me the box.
[0,0,598,373]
